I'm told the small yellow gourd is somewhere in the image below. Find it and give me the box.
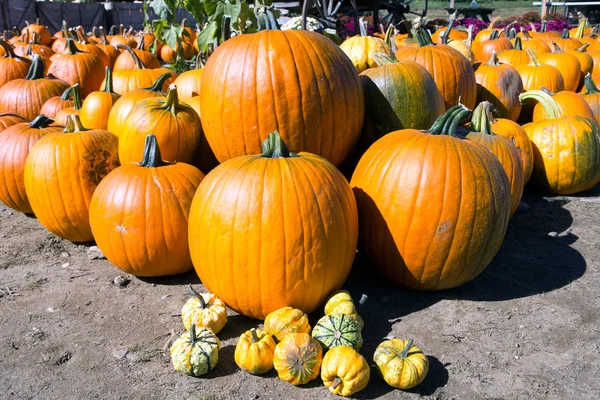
[263,306,310,342]
[373,338,429,389]
[234,328,276,375]
[321,346,370,396]
[181,285,228,334]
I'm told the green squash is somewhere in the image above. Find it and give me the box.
[360,54,445,138]
[170,327,220,377]
[311,314,363,352]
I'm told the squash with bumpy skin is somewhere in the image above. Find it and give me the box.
[374,338,429,389]
[311,314,363,352]
[321,346,370,396]
[264,307,310,342]
[273,333,322,385]
[324,290,364,330]
[170,327,220,377]
[182,285,227,334]
[234,328,276,375]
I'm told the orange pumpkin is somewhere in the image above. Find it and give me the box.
[199,29,364,167]
[474,52,523,121]
[80,67,121,130]
[48,39,105,98]
[539,42,582,92]
[21,19,52,46]
[395,27,477,110]
[467,102,524,216]
[518,30,551,56]
[96,27,120,68]
[567,43,594,90]
[582,73,600,122]
[40,84,76,119]
[110,45,174,95]
[497,37,529,67]
[89,134,204,276]
[0,55,68,120]
[0,113,27,132]
[188,132,359,319]
[0,115,62,213]
[24,115,119,242]
[0,40,32,88]
[106,72,171,136]
[531,87,596,122]
[472,30,513,63]
[113,33,161,70]
[173,56,203,101]
[350,105,511,290]
[53,83,83,126]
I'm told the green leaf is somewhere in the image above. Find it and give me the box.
[153,20,184,50]
[236,0,256,34]
[204,0,242,23]
[150,0,174,22]
[196,21,218,52]
[183,0,205,23]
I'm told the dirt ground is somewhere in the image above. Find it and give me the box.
[1,184,599,400]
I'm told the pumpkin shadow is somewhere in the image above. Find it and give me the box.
[218,313,260,341]
[206,344,238,378]
[136,270,201,286]
[453,193,586,302]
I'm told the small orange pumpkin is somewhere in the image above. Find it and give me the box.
[80,67,121,129]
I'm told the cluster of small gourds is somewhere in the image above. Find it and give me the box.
[170,288,429,396]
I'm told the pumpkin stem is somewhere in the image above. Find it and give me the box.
[29,114,55,129]
[521,28,533,40]
[222,15,231,43]
[0,39,17,58]
[577,42,590,52]
[561,28,570,39]
[550,41,564,53]
[488,16,500,29]
[471,101,495,135]
[331,377,343,390]
[526,48,542,66]
[540,21,547,33]
[136,32,145,50]
[261,131,295,158]
[427,105,470,136]
[413,27,434,48]
[540,86,555,96]
[188,285,207,309]
[71,84,82,110]
[575,17,588,38]
[161,84,180,114]
[116,44,146,69]
[195,52,205,70]
[65,38,81,55]
[62,20,68,37]
[24,54,45,80]
[486,51,500,66]
[519,90,562,119]
[489,30,500,40]
[102,66,115,93]
[190,326,197,346]
[359,17,368,37]
[441,12,456,45]
[145,72,172,92]
[384,24,395,49]
[99,27,109,45]
[370,52,397,66]
[514,36,523,50]
[75,26,89,44]
[63,114,88,133]
[139,134,170,167]
[250,328,260,343]
[584,73,600,94]
[508,27,517,39]
[466,25,473,47]
[400,338,415,358]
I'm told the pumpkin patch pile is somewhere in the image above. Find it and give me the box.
[1,11,600,396]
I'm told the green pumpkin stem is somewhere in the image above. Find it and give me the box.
[519,90,562,119]
[188,285,207,309]
[0,39,18,58]
[489,30,500,40]
[584,73,600,94]
[577,42,590,52]
[413,27,434,47]
[540,86,555,96]
[102,67,115,93]
[370,52,397,66]
[65,38,81,55]
[471,102,495,135]
[575,17,588,38]
[162,84,180,114]
[550,41,564,53]
[29,114,55,129]
[63,114,88,133]
[99,27,109,45]
[71,84,82,110]
[59,84,74,100]
[25,54,45,80]
[116,44,146,69]
[508,27,517,39]
[541,21,548,33]
[561,28,570,39]
[486,51,500,66]
[145,72,172,92]
[331,377,342,390]
[441,12,456,45]
[526,48,542,66]
[400,338,415,358]
[514,36,523,50]
[250,328,260,343]
[427,105,463,135]
[222,15,231,43]
[261,131,295,158]
[139,134,170,168]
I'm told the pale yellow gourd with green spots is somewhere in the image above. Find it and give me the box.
[181,285,227,334]
[373,338,429,389]
[170,327,220,377]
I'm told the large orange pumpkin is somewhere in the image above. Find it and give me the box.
[24,115,119,242]
[106,72,171,136]
[21,19,52,46]
[90,134,204,276]
[567,43,593,90]
[48,39,105,98]
[80,67,121,129]
[0,40,32,89]
[472,30,513,63]
[467,102,524,216]
[539,42,582,92]
[188,132,359,319]
[96,27,120,68]
[0,55,68,120]
[497,37,529,68]
[119,84,200,164]
[395,27,477,110]
[109,45,174,95]
[532,88,595,122]
[199,29,364,167]
[73,27,109,67]
[474,52,523,121]
[350,105,511,290]
[520,90,600,194]
[0,115,62,213]
[582,73,600,122]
